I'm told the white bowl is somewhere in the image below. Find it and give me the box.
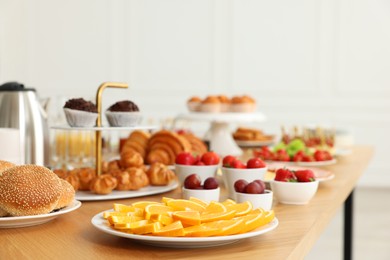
[235,189,273,211]
[221,166,267,200]
[182,187,220,202]
[270,180,319,205]
[64,108,98,127]
[105,111,142,127]
[175,164,219,186]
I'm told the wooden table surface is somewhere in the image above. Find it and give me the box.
[2,146,374,260]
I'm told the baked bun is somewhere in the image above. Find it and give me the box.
[125,167,150,189]
[55,179,75,209]
[0,160,16,176]
[76,167,96,191]
[0,165,62,216]
[89,174,117,195]
[146,162,176,186]
[0,207,9,217]
[120,150,144,168]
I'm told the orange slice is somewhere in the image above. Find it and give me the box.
[161,197,175,204]
[203,201,227,214]
[221,199,236,207]
[107,215,143,225]
[131,221,162,234]
[152,221,184,237]
[132,201,160,209]
[239,209,265,233]
[264,210,275,225]
[103,211,131,219]
[144,204,174,220]
[172,211,201,226]
[183,224,220,237]
[166,199,206,212]
[189,197,209,208]
[200,210,236,223]
[225,201,253,217]
[202,218,245,236]
[150,214,174,226]
[114,219,150,230]
[113,203,136,213]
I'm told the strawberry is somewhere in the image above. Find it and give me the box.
[274,168,295,182]
[246,158,266,168]
[276,149,290,162]
[292,150,305,162]
[222,155,237,168]
[231,159,246,169]
[294,169,315,182]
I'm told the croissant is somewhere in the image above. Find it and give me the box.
[122,141,146,159]
[146,149,171,165]
[89,174,118,195]
[146,162,176,186]
[180,132,208,156]
[120,150,144,168]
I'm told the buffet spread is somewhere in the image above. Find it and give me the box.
[0,82,368,258]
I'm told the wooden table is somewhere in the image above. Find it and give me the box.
[2,146,374,260]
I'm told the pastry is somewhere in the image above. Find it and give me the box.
[55,179,75,210]
[112,167,149,190]
[63,98,98,127]
[53,168,69,179]
[187,96,202,112]
[200,96,221,113]
[180,132,208,156]
[89,174,118,195]
[217,95,231,112]
[231,95,256,112]
[76,167,96,191]
[0,165,62,216]
[146,162,176,186]
[105,100,142,127]
[146,130,192,165]
[65,173,80,191]
[120,150,144,168]
[121,130,150,159]
[0,160,16,175]
[233,127,274,141]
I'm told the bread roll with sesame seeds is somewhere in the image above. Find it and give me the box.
[0,160,16,176]
[0,165,62,216]
[55,179,75,210]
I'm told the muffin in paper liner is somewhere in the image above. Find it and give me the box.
[105,111,142,127]
[64,108,98,127]
[230,103,256,113]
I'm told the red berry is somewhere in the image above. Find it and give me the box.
[246,158,266,168]
[231,159,246,169]
[184,174,202,189]
[274,168,295,182]
[201,151,220,165]
[294,169,315,182]
[203,177,219,189]
[222,155,236,168]
[234,179,248,193]
[175,152,195,165]
[245,181,262,194]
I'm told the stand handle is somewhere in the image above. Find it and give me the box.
[95,82,128,175]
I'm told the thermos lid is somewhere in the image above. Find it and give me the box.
[0,82,36,92]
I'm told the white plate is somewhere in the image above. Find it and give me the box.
[0,200,81,228]
[264,162,335,182]
[235,139,276,147]
[91,212,278,248]
[76,181,178,201]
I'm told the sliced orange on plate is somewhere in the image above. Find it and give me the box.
[166,199,206,212]
[172,211,201,226]
[144,204,174,220]
[152,221,184,237]
[225,201,253,217]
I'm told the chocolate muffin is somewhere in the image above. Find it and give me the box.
[63,98,98,127]
[105,100,142,127]
[107,100,139,112]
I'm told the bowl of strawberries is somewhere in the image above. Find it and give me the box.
[174,151,220,186]
[270,168,319,205]
[221,155,267,200]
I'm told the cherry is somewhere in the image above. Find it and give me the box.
[245,181,263,194]
[253,180,265,194]
[234,179,248,193]
[184,174,202,189]
[203,177,219,189]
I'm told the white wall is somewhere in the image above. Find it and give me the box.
[1,0,389,187]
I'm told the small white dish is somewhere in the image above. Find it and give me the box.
[270,180,319,205]
[221,166,267,200]
[175,164,218,186]
[235,190,273,211]
[182,187,220,202]
[0,200,81,228]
